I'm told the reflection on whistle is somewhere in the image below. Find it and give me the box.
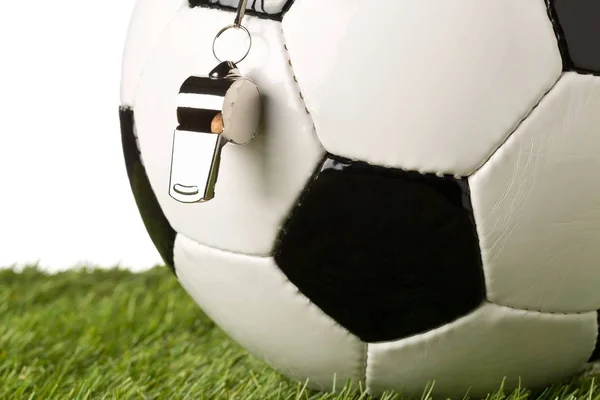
[168,129,226,203]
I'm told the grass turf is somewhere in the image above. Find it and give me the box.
[0,267,598,400]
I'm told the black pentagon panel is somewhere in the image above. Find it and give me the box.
[274,155,486,343]
[548,0,600,74]
[189,0,296,21]
[590,311,600,362]
[120,107,177,274]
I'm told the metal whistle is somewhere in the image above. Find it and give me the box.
[168,61,260,203]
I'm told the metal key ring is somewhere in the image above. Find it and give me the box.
[212,24,252,64]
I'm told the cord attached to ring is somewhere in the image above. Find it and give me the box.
[212,24,252,65]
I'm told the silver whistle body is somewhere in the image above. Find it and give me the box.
[168,62,260,203]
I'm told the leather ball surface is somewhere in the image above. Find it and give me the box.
[119,0,600,397]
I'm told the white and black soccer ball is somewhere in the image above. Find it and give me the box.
[119,0,600,396]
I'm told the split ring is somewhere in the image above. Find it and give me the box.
[212,24,252,64]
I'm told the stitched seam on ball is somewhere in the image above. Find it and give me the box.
[285,284,364,350]
[544,0,573,71]
[189,0,296,20]
[280,29,316,127]
[198,233,359,339]
[470,73,565,177]
[272,28,328,256]
[279,32,460,179]
[185,240,272,258]
[279,273,366,379]
[328,152,466,180]
[271,155,323,258]
[151,194,271,257]
[487,299,597,316]
[544,0,600,76]
[177,232,364,368]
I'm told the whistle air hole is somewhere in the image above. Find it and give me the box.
[173,184,200,196]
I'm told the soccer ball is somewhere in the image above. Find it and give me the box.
[119,0,600,396]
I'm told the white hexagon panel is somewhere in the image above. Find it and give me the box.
[282,0,562,176]
[470,73,600,313]
[366,304,597,398]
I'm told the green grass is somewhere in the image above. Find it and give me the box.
[0,267,598,400]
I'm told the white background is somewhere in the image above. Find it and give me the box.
[0,0,163,271]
